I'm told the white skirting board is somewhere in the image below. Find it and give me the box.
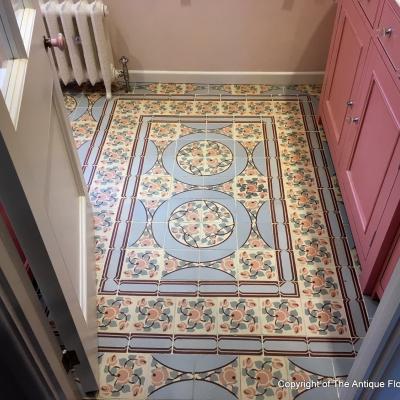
[126,70,325,84]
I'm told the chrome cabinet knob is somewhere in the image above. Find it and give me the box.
[383,27,393,37]
[44,33,65,50]
[347,116,360,124]
[346,100,354,107]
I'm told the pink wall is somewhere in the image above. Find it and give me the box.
[104,0,336,72]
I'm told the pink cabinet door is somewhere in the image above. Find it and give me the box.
[340,44,400,292]
[358,0,381,26]
[320,0,370,167]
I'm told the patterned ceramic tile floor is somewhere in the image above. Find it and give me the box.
[63,82,372,400]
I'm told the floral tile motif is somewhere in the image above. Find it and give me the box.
[202,156,233,175]
[169,221,235,248]
[131,297,175,333]
[168,200,235,248]
[283,166,317,189]
[112,100,141,115]
[247,101,274,115]
[303,299,349,337]
[178,140,206,157]
[71,113,97,148]
[193,100,220,115]
[221,100,247,115]
[121,248,163,280]
[168,100,195,114]
[289,211,326,236]
[275,114,305,130]
[99,353,150,399]
[149,122,179,141]
[97,295,133,332]
[274,101,302,115]
[218,298,260,334]
[298,266,341,299]
[294,236,332,268]
[94,165,126,186]
[98,146,131,168]
[287,84,322,97]
[175,298,218,334]
[177,156,205,175]
[140,82,204,95]
[94,210,115,234]
[195,357,240,398]
[176,141,233,176]
[107,126,137,148]
[168,201,203,225]
[141,100,169,114]
[235,176,269,200]
[280,147,312,168]
[286,187,322,212]
[89,186,119,211]
[240,356,289,400]
[261,298,304,336]
[236,250,277,280]
[136,175,172,199]
[234,122,264,141]
[205,139,233,158]
[95,234,110,264]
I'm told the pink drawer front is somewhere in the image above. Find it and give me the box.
[377,0,400,71]
[358,0,381,25]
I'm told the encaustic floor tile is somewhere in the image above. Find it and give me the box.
[64,83,369,399]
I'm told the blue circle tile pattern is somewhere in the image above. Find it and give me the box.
[162,132,247,186]
[152,190,252,262]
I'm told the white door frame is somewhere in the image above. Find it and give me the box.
[0,204,81,399]
[0,130,98,393]
[341,258,400,399]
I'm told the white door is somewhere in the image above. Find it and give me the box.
[0,0,97,393]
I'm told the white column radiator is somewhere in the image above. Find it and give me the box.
[40,0,114,99]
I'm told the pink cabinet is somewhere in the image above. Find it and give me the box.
[377,0,400,72]
[358,0,381,25]
[321,0,370,168]
[340,44,400,292]
[320,0,400,297]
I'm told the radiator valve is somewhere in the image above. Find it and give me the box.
[119,56,131,93]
